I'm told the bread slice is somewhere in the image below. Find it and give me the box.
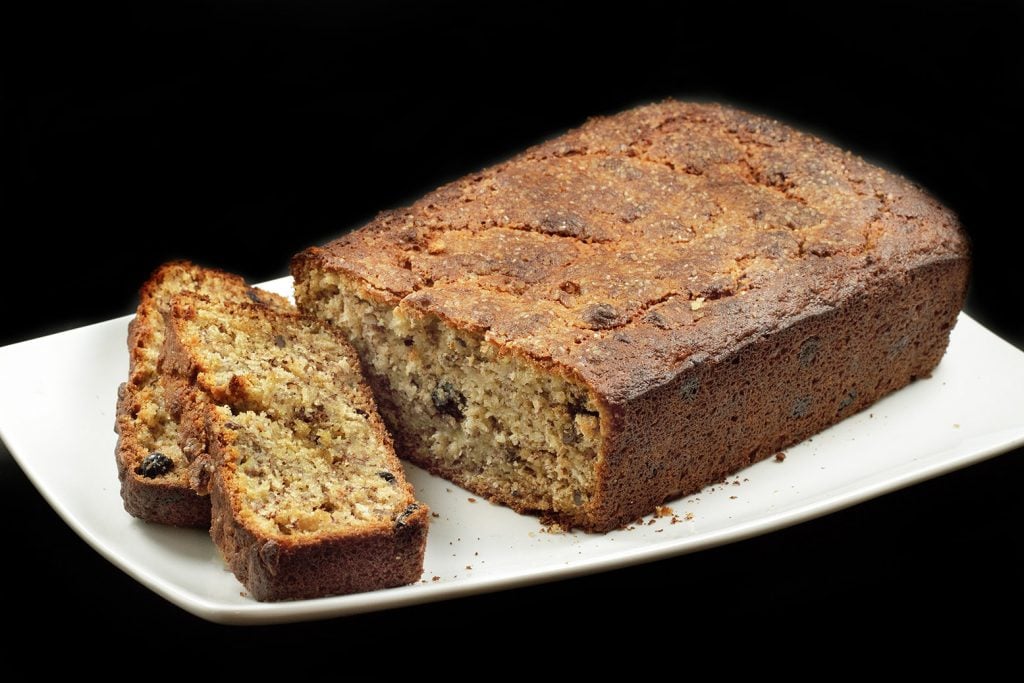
[163,294,428,601]
[292,100,969,532]
[114,262,290,526]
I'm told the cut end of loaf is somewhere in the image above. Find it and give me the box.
[295,271,605,529]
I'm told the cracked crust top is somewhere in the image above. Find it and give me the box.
[293,101,968,405]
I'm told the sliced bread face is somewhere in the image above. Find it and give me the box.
[164,294,428,601]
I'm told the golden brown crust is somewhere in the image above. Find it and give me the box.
[293,100,970,532]
[164,295,428,600]
[115,261,290,527]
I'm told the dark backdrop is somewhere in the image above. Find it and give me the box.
[3,0,1021,652]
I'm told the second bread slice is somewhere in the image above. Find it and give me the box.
[164,294,428,601]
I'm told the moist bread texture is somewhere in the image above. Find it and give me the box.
[114,262,290,526]
[164,294,428,600]
[293,101,969,533]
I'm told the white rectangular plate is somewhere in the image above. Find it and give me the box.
[2,277,1023,624]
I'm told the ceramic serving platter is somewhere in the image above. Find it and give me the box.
[2,277,1022,624]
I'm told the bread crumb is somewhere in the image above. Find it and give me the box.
[684,512,694,521]
[467,497,477,503]
[775,452,786,462]
[729,495,737,500]
[465,565,473,570]
[540,518,568,534]
[431,512,440,518]
[655,505,673,517]
[432,576,441,582]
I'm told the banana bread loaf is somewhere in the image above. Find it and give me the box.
[163,294,428,600]
[293,101,970,533]
[114,262,289,526]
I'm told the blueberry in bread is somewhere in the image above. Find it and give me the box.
[163,294,428,600]
[114,261,290,527]
[292,101,969,533]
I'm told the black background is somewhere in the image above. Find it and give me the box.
[3,0,1021,653]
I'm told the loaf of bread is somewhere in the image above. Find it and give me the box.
[114,262,289,526]
[293,101,970,532]
[163,294,428,600]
